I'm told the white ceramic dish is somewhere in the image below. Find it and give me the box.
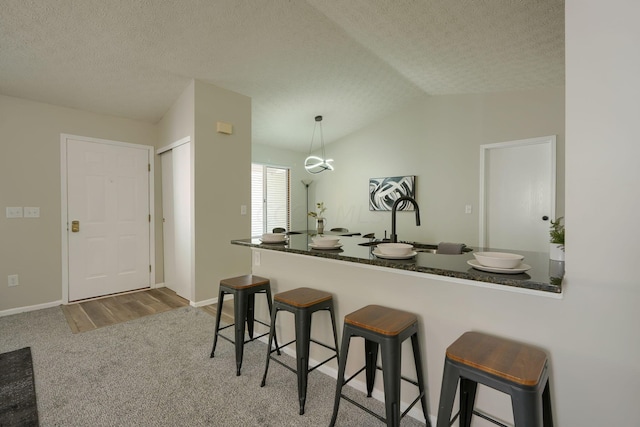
[312,236,341,247]
[260,233,287,243]
[467,259,531,274]
[309,243,343,250]
[473,252,524,269]
[373,249,417,260]
[376,243,414,256]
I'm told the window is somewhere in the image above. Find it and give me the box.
[251,164,290,236]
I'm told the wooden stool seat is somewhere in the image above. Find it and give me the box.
[261,287,340,415]
[274,287,333,307]
[446,331,548,386]
[220,274,270,290]
[436,331,553,427]
[345,304,418,336]
[330,305,430,427]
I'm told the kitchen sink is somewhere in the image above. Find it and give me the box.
[359,240,472,254]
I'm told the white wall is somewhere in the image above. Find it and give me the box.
[307,88,564,245]
[192,80,252,302]
[563,0,640,424]
[0,94,156,312]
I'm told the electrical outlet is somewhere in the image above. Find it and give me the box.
[240,205,247,215]
[253,251,261,266]
[8,274,19,287]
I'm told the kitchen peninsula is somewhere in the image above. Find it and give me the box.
[232,233,564,424]
[231,233,565,422]
[232,233,563,295]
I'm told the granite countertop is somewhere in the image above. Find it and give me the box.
[231,234,563,294]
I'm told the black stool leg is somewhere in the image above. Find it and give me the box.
[460,378,477,427]
[210,288,226,358]
[329,304,340,361]
[330,329,353,427]
[513,387,543,427]
[365,339,379,397]
[260,306,280,387]
[246,293,256,339]
[381,337,402,427]
[543,380,554,427]
[410,332,430,425]
[233,289,249,376]
[436,359,460,427]
[264,287,280,356]
[295,309,313,415]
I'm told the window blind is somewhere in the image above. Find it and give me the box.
[251,164,290,236]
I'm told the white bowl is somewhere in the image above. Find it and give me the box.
[473,252,524,269]
[312,236,340,247]
[261,233,286,243]
[377,243,413,256]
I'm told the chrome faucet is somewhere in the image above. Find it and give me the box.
[390,196,421,243]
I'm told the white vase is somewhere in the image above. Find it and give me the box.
[550,243,565,261]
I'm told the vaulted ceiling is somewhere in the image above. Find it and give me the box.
[0,0,564,151]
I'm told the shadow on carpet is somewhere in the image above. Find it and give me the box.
[0,347,39,426]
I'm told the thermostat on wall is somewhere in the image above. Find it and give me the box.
[216,121,233,135]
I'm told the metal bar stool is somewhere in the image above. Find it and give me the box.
[436,331,553,427]
[329,305,430,427]
[260,287,340,415]
[210,274,279,376]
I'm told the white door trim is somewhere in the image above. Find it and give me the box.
[479,135,556,248]
[60,133,155,303]
[157,135,191,155]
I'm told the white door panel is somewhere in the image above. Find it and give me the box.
[67,138,151,301]
[481,136,556,253]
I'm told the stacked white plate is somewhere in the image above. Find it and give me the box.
[468,252,530,274]
[310,236,342,250]
[373,243,417,259]
[260,233,287,243]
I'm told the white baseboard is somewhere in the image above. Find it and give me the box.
[190,296,224,307]
[0,300,63,317]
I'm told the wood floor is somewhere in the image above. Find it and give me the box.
[61,287,233,333]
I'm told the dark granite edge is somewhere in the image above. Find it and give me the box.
[232,240,562,294]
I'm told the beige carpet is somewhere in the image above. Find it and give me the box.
[0,306,430,426]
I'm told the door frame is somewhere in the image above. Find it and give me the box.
[479,135,556,249]
[60,133,155,303]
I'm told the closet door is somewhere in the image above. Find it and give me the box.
[160,142,192,300]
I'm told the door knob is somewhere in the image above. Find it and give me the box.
[71,220,80,232]
[542,216,549,221]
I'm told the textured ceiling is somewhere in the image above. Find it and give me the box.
[0,0,564,151]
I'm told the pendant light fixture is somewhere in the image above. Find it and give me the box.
[304,115,334,174]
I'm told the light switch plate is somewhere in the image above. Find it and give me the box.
[8,274,19,287]
[24,207,40,218]
[6,207,23,218]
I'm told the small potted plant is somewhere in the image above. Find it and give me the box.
[308,202,327,234]
[549,216,565,261]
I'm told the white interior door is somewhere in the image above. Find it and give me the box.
[161,151,176,294]
[480,136,556,252]
[159,141,192,300]
[66,137,151,301]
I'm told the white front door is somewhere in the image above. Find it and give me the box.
[65,137,151,301]
[480,136,556,252]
